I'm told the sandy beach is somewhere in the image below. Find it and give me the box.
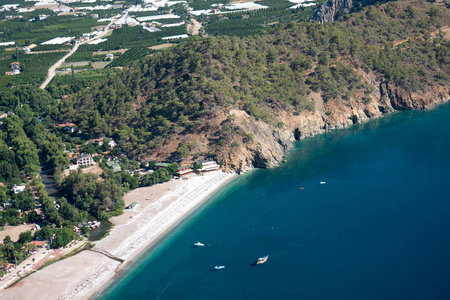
[0,171,236,300]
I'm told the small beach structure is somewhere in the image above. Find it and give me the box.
[154,162,171,169]
[29,241,46,248]
[197,160,220,172]
[177,166,193,176]
[127,202,138,210]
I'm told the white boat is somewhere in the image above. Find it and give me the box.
[256,255,269,265]
[320,181,326,184]
[214,266,225,270]
[194,242,204,247]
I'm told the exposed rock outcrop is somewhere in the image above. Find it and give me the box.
[310,0,355,23]
[216,78,449,173]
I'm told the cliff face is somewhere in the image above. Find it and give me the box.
[216,77,449,173]
[310,0,392,23]
[310,0,355,23]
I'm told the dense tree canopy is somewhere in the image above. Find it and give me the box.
[57,0,449,161]
[60,170,125,219]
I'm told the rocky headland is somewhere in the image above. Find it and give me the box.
[216,79,449,173]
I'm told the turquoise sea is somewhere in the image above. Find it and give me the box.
[99,103,450,300]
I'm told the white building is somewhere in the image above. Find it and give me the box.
[197,160,220,172]
[0,41,15,47]
[12,184,26,194]
[76,153,95,166]
[69,164,79,171]
[162,34,189,40]
[108,139,117,148]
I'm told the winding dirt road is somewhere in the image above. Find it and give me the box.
[39,18,116,90]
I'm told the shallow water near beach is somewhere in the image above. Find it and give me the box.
[100,103,450,300]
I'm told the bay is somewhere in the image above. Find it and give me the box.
[100,103,450,300]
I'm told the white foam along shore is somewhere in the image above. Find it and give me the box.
[0,171,236,300]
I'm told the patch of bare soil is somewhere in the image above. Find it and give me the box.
[81,165,103,175]
[148,43,173,50]
[187,18,202,35]
[0,224,37,242]
[94,49,128,55]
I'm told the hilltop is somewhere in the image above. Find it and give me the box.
[58,0,450,172]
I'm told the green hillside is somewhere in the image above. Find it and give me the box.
[58,0,449,159]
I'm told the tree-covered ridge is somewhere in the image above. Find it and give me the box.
[59,0,449,161]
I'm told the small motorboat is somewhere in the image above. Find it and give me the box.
[320,181,326,184]
[194,242,205,247]
[214,266,225,270]
[256,255,269,265]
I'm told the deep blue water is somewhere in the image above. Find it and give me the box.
[100,104,450,300]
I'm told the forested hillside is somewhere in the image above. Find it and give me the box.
[58,0,449,171]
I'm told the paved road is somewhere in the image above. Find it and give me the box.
[39,18,116,90]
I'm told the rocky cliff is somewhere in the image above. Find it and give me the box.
[310,0,355,23]
[310,0,391,23]
[61,0,449,174]
[157,67,449,174]
[216,78,449,173]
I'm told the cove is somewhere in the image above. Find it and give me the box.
[100,103,450,300]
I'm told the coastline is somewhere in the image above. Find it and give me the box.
[0,171,236,300]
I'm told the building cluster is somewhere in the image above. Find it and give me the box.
[65,135,118,171]
[74,221,100,233]
[154,159,221,177]
[5,62,20,76]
